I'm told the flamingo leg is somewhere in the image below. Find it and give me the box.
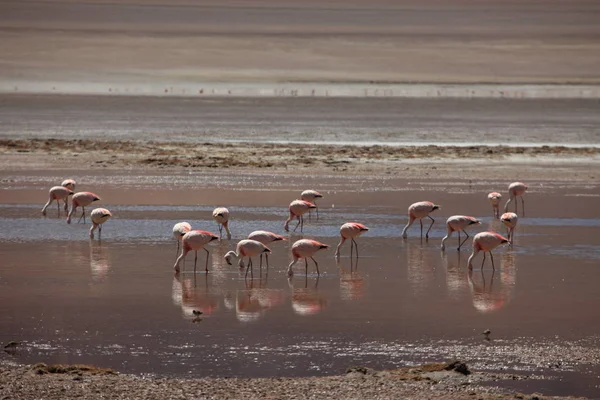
[194,250,198,274]
[218,224,223,239]
[481,252,486,269]
[64,199,69,212]
[352,238,359,258]
[300,215,304,232]
[293,216,301,232]
[459,230,470,250]
[457,231,461,250]
[266,253,270,269]
[176,240,180,259]
[56,201,60,215]
[521,196,525,217]
[490,252,495,270]
[98,224,102,240]
[311,257,320,275]
[304,258,308,276]
[259,253,263,268]
[426,215,435,239]
[419,219,423,238]
[204,248,210,273]
[77,207,85,223]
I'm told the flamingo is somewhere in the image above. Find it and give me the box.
[467,231,510,270]
[224,239,271,278]
[487,192,502,219]
[212,207,231,240]
[174,230,219,274]
[500,212,518,244]
[41,186,74,215]
[172,222,192,257]
[441,215,481,251]
[287,239,329,276]
[335,222,369,258]
[284,200,316,232]
[61,179,77,211]
[247,230,286,267]
[66,192,100,224]
[301,190,323,220]
[504,182,527,215]
[89,208,112,239]
[401,201,440,239]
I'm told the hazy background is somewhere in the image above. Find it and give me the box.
[1,0,600,86]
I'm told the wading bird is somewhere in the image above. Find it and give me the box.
[89,208,112,239]
[212,207,231,240]
[284,200,316,232]
[41,186,74,216]
[301,190,323,219]
[504,182,527,215]
[467,231,510,270]
[287,239,329,276]
[487,192,502,219]
[67,192,100,224]
[247,230,286,267]
[174,230,219,274]
[500,212,518,244]
[225,239,271,278]
[401,201,440,239]
[441,215,481,251]
[335,222,369,258]
[172,222,192,256]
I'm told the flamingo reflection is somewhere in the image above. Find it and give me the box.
[468,252,516,313]
[171,275,219,319]
[89,240,111,283]
[406,241,437,294]
[288,276,327,316]
[236,280,285,323]
[336,257,365,301]
[441,251,469,301]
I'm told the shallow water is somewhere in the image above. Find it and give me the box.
[1,171,600,397]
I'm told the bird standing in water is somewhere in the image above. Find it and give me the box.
[284,200,316,233]
[247,230,286,267]
[441,215,481,251]
[500,212,518,245]
[212,207,231,240]
[172,222,192,256]
[504,182,527,215]
[67,192,101,224]
[41,186,74,216]
[225,239,271,278]
[468,231,510,270]
[487,192,502,219]
[301,190,323,220]
[89,208,112,239]
[174,230,219,274]
[401,201,440,239]
[288,239,329,276]
[335,222,369,259]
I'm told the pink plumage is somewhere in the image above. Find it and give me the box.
[67,192,101,224]
[402,201,440,239]
[174,230,219,274]
[288,239,329,276]
[468,231,510,270]
[284,200,316,232]
[441,215,481,251]
[335,222,369,258]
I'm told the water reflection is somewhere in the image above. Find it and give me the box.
[236,280,285,323]
[171,275,220,319]
[89,240,111,283]
[336,257,365,301]
[288,276,328,316]
[468,252,516,313]
[441,251,469,301]
[406,241,437,294]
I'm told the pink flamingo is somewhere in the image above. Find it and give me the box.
[500,212,518,244]
[335,222,369,258]
[287,239,329,276]
[284,200,316,232]
[174,230,219,274]
[401,201,440,239]
[61,179,77,211]
[504,182,527,215]
[67,192,100,224]
[468,231,510,270]
[487,192,502,219]
[41,186,74,215]
[301,190,323,219]
[247,230,286,267]
[89,208,112,239]
[441,215,481,251]
[225,239,271,278]
[172,222,192,256]
[212,207,231,240]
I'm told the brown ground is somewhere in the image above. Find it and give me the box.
[1,138,599,181]
[0,361,584,400]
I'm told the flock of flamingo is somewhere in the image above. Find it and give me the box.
[41,180,528,276]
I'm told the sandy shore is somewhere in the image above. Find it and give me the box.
[0,361,586,400]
